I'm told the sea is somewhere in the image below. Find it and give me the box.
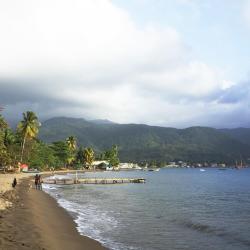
[43,168,250,250]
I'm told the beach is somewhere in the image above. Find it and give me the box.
[0,173,32,210]
[1,169,250,250]
[0,175,106,250]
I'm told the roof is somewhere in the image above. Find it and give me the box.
[20,164,28,168]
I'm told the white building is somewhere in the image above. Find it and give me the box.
[119,163,142,170]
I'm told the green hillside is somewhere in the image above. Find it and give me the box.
[219,128,250,146]
[38,117,250,163]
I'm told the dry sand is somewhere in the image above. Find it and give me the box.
[0,176,107,250]
[0,173,34,210]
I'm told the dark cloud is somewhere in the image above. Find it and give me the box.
[0,0,249,128]
[1,75,250,128]
[218,81,250,104]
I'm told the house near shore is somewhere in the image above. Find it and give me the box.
[93,161,142,171]
[165,162,179,168]
[20,164,28,172]
[119,163,142,170]
[93,160,110,170]
[93,160,109,166]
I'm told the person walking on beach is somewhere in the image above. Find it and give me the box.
[12,178,17,188]
[38,175,43,190]
[34,174,39,189]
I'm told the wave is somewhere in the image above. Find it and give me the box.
[174,219,250,247]
[44,174,69,180]
[42,184,58,190]
[178,220,215,234]
[43,184,137,250]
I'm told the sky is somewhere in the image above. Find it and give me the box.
[0,0,250,128]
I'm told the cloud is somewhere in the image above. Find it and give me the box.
[218,81,250,104]
[0,0,248,128]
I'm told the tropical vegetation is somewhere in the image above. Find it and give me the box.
[1,113,250,171]
[83,147,95,169]
[0,112,120,171]
[18,111,40,162]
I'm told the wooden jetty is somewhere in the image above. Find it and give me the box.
[43,178,146,185]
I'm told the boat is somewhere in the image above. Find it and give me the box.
[153,168,160,172]
[147,168,160,172]
[200,169,206,172]
[235,159,244,170]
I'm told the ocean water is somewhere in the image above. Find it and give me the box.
[43,168,250,250]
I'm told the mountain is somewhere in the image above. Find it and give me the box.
[89,119,116,125]
[219,128,250,146]
[38,117,250,163]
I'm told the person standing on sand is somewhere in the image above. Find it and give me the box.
[34,174,39,189]
[38,175,43,190]
[12,178,17,188]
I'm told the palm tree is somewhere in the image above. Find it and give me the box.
[18,111,40,162]
[66,136,77,167]
[66,136,77,151]
[83,147,95,169]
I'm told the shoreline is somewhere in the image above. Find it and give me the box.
[0,177,107,250]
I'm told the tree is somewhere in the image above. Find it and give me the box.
[18,111,40,162]
[83,147,95,169]
[0,114,8,130]
[0,115,8,150]
[66,136,77,151]
[2,128,20,167]
[3,128,15,148]
[66,136,77,166]
[29,142,59,170]
[0,115,11,169]
[104,145,119,167]
[76,146,85,166]
[0,147,10,168]
[50,141,71,168]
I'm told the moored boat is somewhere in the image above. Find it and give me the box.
[147,168,160,172]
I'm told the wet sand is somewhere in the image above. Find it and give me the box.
[0,178,106,250]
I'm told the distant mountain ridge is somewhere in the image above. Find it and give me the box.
[219,128,250,146]
[38,117,250,163]
[90,119,116,125]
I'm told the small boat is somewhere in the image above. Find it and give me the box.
[218,168,227,171]
[200,169,206,172]
[235,159,244,170]
[148,168,160,172]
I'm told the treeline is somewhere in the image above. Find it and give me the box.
[0,111,119,171]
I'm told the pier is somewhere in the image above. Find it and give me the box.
[43,178,146,185]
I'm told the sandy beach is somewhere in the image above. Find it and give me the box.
[0,173,33,210]
[0,175,106,250]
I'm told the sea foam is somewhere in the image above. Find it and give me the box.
[43,184,137,250]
